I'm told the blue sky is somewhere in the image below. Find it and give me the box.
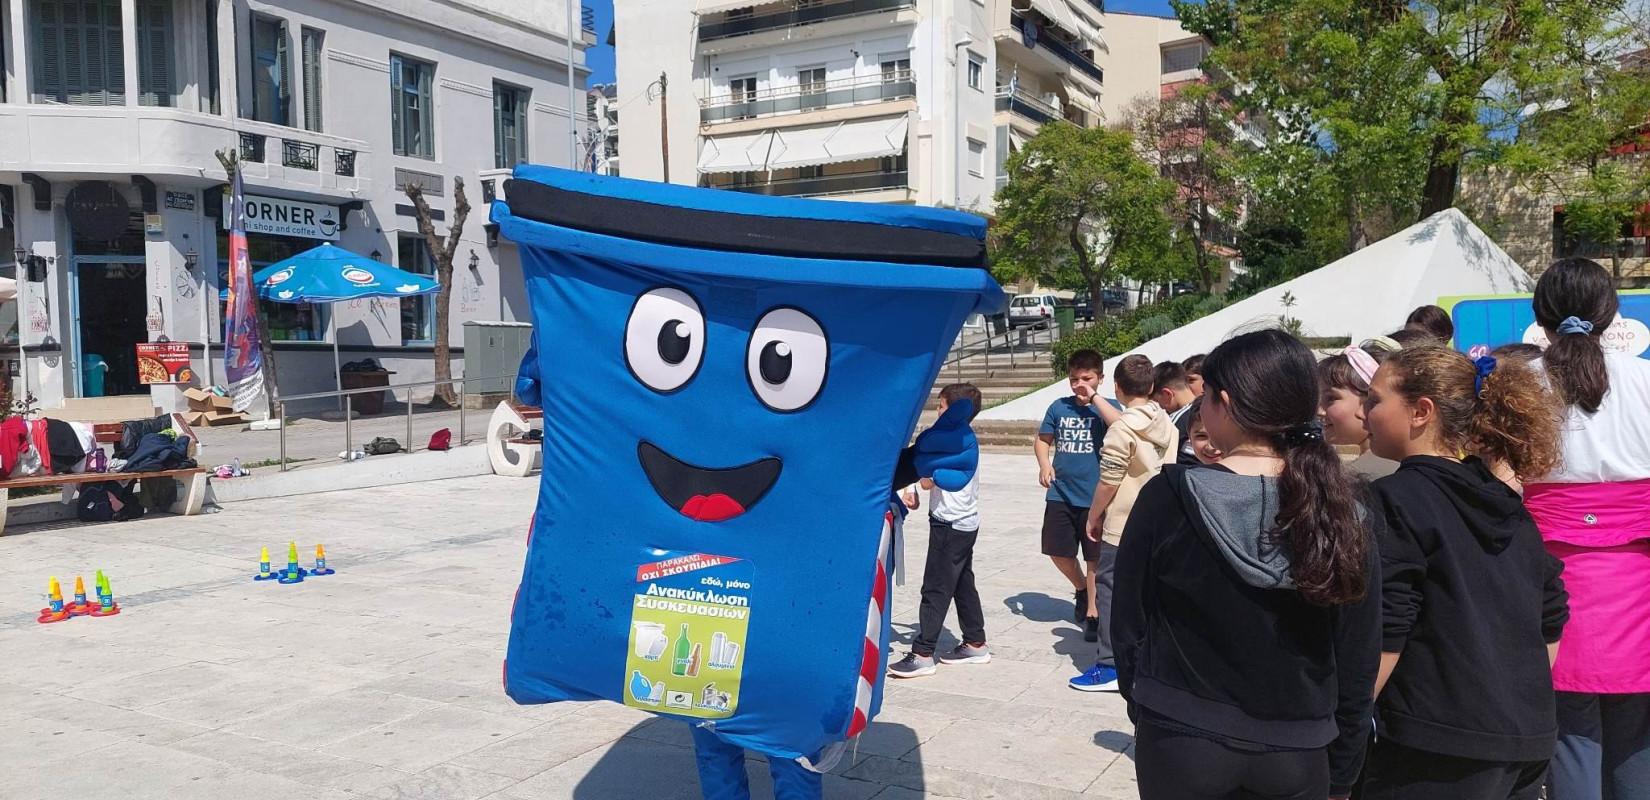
[581,0,1183,85]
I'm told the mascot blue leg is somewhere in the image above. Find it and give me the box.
[689,725,823,800]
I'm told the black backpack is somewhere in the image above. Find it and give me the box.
[77,481,146,523]
[365,437,402,455]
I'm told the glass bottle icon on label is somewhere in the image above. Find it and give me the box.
[672,623,692,677]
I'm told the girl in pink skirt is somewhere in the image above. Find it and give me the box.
[1523,258,1650,800]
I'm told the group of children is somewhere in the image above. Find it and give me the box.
[886,256,1649,800]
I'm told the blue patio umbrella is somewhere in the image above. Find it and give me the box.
[250,243,440,402]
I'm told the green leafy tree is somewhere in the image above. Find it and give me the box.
[1495,37,1650,278]
[992,123,1176,315]
[1175,0,1633,247]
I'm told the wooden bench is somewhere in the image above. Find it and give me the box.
[487,402,543,478]
[0,413,208,533]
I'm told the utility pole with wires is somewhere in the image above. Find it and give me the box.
[647,72,669,183]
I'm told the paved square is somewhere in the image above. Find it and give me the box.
[0,453,1139,799]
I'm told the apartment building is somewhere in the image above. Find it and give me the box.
[613,0,1109,214]
[0,0,591,413]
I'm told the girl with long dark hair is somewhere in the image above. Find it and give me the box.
[1522,258,1650,800]
[1111,329,1381,800]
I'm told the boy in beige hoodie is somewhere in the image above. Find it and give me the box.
[1071,354,1179,692]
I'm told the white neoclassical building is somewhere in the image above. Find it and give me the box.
[1,0,592,415]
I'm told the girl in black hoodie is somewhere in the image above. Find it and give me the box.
[1361,346,1570,799]
[1113,329,1382,800]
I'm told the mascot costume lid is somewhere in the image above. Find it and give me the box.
[498,166,1004,771]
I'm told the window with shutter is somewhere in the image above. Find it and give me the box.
[30,0,124,105]
[390,54,404,155]
[137,0,173,106]
[391,55,434,159]
[201,0,219,113]
[493,83,527,168]
[301,27,322,132]
[251,15,287,124]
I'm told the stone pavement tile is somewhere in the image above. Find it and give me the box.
[138,664,373,728]
[621,716,697,748]
[869,788,971,800]
[251,619,451,669]
[166,729,390,786]
[0,711,130,767]
[222,688,440,748]
[0,630,194,692]
[853,705,958,760]
[363,763,519,800]
[909,711,1112,792]
[6,739,323,800]
[363,675,578,723]
[500,737,881,800]
[4,688,213,745]
[1083,751,1139,798]
[878,683,1047,726]
[320,704,539,772]
[447,715,640,780]
[893,655,1058,702]
[388,645,512,686]
[843,753,1092,800]
[65,661,251,710]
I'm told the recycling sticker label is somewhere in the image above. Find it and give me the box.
[624,551,750,719]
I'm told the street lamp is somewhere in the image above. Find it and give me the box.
[370,248,382,262]
[184,248,199,271]
[11,246,24,267]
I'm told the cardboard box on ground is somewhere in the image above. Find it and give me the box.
[182,388,246,427]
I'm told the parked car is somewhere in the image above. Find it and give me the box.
[1008,294,1059,328]
[1067,296,1094,321]
[1102,288,1128,311]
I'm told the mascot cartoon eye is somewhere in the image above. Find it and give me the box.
[626,287,705,393]
[747,307,828,412]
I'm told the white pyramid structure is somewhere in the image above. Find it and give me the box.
[982,208,1534,421]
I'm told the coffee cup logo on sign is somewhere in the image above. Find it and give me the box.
[1523,314,1650,357]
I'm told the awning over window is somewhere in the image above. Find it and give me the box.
[698,116,910,173]
[1026,0,1079,37]
[694,0,756,14]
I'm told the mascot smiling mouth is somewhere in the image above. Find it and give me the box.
[637,442,782,522]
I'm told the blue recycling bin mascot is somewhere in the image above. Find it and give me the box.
[497,166,1003,799]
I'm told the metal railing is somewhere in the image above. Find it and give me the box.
[700,71,914,122]
[271,373,516,472]
[1011,13,1105,83]
[282,140,319,170]
[334,148,358,177]
[581,4,596,31]
[716,169,908,198]
[239,132,266,163]
[699,0,915,41]
[995,86,1059,125]
[940,315,1092,380]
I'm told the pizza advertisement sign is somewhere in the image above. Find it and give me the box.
[136,342,196,385]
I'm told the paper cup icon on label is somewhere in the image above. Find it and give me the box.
[633,622,666,659]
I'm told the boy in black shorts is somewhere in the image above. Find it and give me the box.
[1035,349,1109,642]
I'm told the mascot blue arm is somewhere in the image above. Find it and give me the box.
[494,167,1002,799]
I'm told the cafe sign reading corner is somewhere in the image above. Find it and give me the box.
[223,194,340,240]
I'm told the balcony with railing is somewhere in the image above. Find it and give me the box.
[699,0,916,42]
[702,71,915,123]
[1010,12,1104,84]
[713,169,909,198]
[995,86,1059,126]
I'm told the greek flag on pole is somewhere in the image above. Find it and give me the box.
[224,170,266,411]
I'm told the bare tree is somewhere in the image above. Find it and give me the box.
[1120,86,1244,293]
[403,177,471,407]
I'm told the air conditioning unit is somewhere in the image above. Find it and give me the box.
[1042,92,1061,110]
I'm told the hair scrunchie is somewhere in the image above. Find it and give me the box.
[1283,419,1324,447]
[1473,355,1498,396]
[1556,316,1595,335]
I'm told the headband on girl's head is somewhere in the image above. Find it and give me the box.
[1360,335,1402,353]
[1342,345,1380,388]
[1556,316,1595,335]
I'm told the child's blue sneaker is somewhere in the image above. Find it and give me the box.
[1069,663,1119,692]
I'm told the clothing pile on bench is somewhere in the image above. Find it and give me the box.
[0,417,96,478]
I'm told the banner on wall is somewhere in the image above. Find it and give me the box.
[135,342,195,385]
[1443,290,1650,360]
[223,171,267,411]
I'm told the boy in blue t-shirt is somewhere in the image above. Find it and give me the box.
[1035,349,1111,643]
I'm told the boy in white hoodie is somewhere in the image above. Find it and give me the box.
[1072,354,1179,692]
